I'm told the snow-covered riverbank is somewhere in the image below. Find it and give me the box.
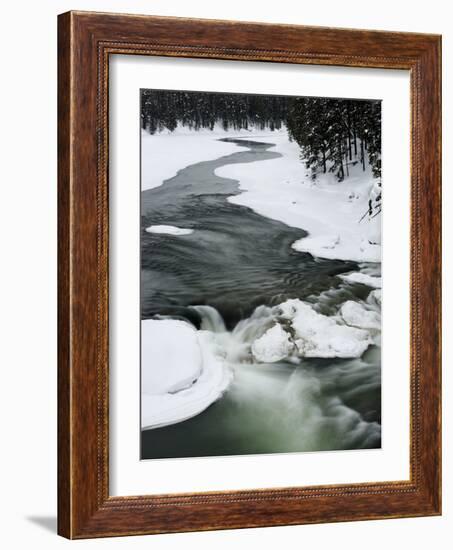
[141,124,270,190]
[142,126,381,264]
[215,131,381,263]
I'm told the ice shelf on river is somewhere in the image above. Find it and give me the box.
[141,319,232,430]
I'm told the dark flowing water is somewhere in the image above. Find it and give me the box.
[140,138,381,459]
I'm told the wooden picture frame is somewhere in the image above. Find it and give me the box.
[58,10,441,539]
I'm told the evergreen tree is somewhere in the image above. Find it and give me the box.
[140,90,381,181]
[286,97,381,181]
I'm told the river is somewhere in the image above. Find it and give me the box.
[140,138,381,459]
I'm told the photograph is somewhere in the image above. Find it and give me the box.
[140,89,382,460]
[1,1,444,544]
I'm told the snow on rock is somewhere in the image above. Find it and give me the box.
[251,323,295,363]
[251,299,373,362]
[339,272,382,288]
[283,300,372,359]
[141,320,233,430]
[340,301,381,331]
[145,224,193,236]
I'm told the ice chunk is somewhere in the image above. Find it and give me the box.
[145,224,193,236]
[251,323,295,363]
[251,299,373,362]
[279,299,371,359]
[340,301,381,331]
[339,272,382,288]
[367,289,382,307]
[291,317,371,359]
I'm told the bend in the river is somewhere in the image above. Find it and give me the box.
[141,138,357,329]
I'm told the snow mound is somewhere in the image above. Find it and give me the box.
[141,320,232,429]
[340,301,381,331]
[251,323,294,363]
[339,272,382,288]
[145,225,193,236]
[251,299,373,362]
[141,320,201,395]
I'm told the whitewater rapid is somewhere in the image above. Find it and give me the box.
[142,277,381,456]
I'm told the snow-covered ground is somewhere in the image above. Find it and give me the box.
[141,319,233,430]
[215,131,381,263]
[141,124,263,190]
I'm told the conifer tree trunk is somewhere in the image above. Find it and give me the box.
[338,138,344,180]
[360,139,366,171]
[347,104,352,160]
[353,125,358,156]
[344,139,349,177]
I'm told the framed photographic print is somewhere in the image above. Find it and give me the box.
[58,11,441,539]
